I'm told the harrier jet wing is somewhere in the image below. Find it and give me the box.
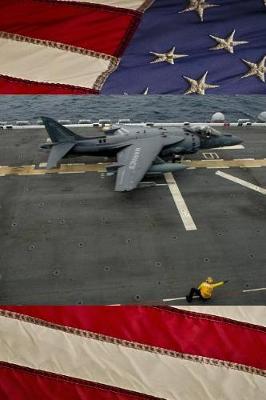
[115,135,177,191]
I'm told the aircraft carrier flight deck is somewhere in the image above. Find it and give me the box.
[0,123,265,305]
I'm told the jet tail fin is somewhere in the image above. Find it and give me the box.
[47,142,75,169]
[41,117,84,143]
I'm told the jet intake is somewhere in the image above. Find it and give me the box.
[147,163,186,174]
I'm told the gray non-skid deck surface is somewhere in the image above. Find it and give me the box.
[0,126,265,304]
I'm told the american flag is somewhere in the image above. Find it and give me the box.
[0,306,266,399]
[0,0,266,95]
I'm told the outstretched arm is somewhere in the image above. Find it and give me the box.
[212,281,226,288]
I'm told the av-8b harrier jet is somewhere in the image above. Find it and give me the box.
[41,117,242,192]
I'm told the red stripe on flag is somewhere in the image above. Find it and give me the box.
[1,306,266,371]
[0,362,161,400]
[0,75,97,94]
[0,0,140,57]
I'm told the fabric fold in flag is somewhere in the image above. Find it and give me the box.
[55,0,154,11]
[0,75,96,94]
[0,306,265,400]
[0,0,142,56]
[0,34,118,91]
[0,363,161,400]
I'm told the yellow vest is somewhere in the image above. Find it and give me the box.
[198,281,224,299]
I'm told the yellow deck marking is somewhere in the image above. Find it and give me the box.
[0,163,106,176]
[0,159,265,177]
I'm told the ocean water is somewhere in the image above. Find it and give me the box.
[0,95,266,123]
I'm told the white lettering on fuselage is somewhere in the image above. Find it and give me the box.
[129,147,141,170]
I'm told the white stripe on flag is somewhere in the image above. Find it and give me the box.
[0,37,117,90]
[0,315,265,400]
[172,306,266,327]
[55,0,153,11]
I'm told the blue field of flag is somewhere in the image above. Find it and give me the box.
[102,0,266,95]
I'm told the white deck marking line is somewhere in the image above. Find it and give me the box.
[207,166,229,169]
[61,163,86,167]
[234,158,254,161]
[163,289,266,302]
[58,171,85,174]
[242,288,266,293]
[163,297,186,301]
[216,170,266,195]
[163,296,200,302]
[164,172,197,231]
[211,145,244,150]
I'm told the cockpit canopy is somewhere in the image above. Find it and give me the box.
[184,125,221,138]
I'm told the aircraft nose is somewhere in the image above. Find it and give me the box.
[223,134,243,146]
[230,135,243,145]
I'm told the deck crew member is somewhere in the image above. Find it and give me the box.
[186,277,229,303]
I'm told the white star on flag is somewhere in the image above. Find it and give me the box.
[183,71,219,95]
[241,56,266,82]
[150,46,188,65]
[179,0,219,22]
[209,30,248,54]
